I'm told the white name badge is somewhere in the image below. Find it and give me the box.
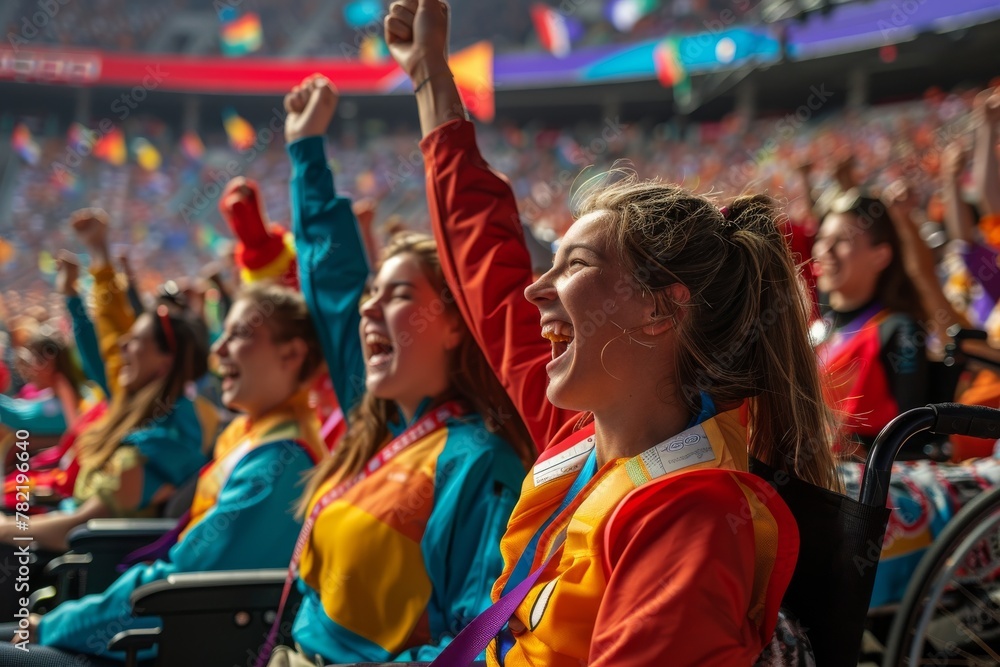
[640,424,716,479]
[533,436,596,487]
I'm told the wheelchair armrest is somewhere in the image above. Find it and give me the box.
[108,627,162,667]
[68,518,177,548]
[130,569,287,616]
[44,552,93,576]
[128,570,294,667]
[28,586,57,614]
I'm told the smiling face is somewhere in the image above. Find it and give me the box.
[812,212,892,305]
[359,252,462,416]
[211,298,307,418]
[117,313,174,392]
[524,211,672,412]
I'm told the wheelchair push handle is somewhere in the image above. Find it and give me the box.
[929,402,1000,440]
[860,403,1000,507]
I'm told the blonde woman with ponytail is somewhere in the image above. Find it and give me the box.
[387,1,838,664]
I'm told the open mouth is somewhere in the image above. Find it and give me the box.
[541,323,574,362]
[218,363,241,390]
[366,332,394,368]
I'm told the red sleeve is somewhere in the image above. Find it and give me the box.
[420,119,577,450]
[592,470,799,667]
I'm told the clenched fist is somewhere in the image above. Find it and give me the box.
[385,0,450,84]
[284,74,339,144]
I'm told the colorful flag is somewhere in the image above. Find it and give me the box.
[93,127,127,166]
[132,137,162,171]
[605,0,659,32]
[359,34,389,63]
[530,4,582,58]
[11,123,40,166]
[220,12,263,56]
[68,122,97,154]
[50,165,79,195]
[180,131,205,162]
[222,109,256,151]
[450,41,495,123]
[654,37,690,105]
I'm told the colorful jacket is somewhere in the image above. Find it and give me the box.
[60,266,210,515]
[287,135,526,663]
[420,118,799,665]
[37,391,324,660]
[813,303,928,447]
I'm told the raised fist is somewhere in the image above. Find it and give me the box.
[69,208,110,252]
[385,0,450,83]
[284,74,339,144]
[55,250,81,297]
[353,199,378,231]
[940,141,968,181]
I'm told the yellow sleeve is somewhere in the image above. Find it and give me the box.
[90,264,136,398]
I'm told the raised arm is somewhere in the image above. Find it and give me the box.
[70,209,136,398]
[973,88,1000,219]
[284,76,369,413]
[57,251,109,396]
[940,142,976,244]
[386,0,574,449]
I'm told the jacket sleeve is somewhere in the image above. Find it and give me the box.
[288,136,369,414]
[420,119,573,451]
[0,394,66,435]
[66,294,108,396]
[590,470,798,667]
[395,433,523,662]
[90,264,136,398]
[37,441,313,658]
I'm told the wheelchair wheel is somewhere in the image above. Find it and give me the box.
[883,484,1000,666]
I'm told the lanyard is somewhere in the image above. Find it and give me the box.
[254,400,467,667]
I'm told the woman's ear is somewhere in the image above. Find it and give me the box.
[646,284,689,336]
[282,337,309,372]
[871,242,893,274]
[443,312,465,351]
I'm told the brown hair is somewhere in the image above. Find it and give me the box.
[829,195,926,322]
[77,309,207,472]
[574,172,840,490]
[234,283,324,384]
[300,233,536,512]
[23,331,85,397]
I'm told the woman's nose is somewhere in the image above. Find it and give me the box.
[524,271,556,305]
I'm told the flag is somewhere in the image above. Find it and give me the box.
[605,0,658,32]
[359,34,389,63]
[450,41,495,123]
[222,109,256,151]
[51,166,79,195]
[654,37,690,105]
[11,123,40,166]
[180,131,205,162]
[93,127,127,165]
[220,12,263,56]
[132,137,162,171]
[38,250,56,276]
[68,122,96,154]
[344,0,382,28]
[530,4,582,58]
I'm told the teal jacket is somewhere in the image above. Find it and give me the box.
[38,439,313,660]
[288,136,525,663]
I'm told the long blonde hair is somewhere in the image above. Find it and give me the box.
[300,233,535,512]
[575,172,840,490]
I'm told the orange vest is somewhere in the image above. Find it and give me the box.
[489,409,782,666]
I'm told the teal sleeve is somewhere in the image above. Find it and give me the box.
[287,136,370,413]
[124,399,207,510]
[0,394,66,435]
[66,294,109,396]
[37,440,313,658]
[396,424,524,662]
